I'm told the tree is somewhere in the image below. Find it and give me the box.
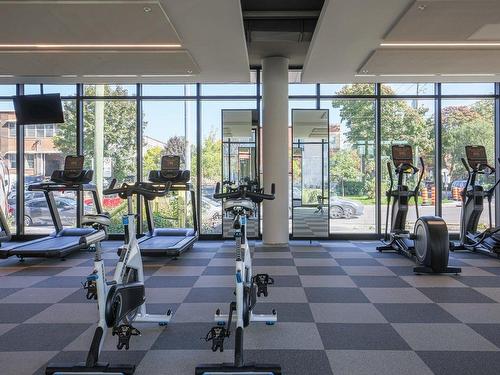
[442,100,494,180]
[333,84,433,161]
[330,149,361,196]
[201,131,221,184]
[164,136,187,166]
[143,146,163,175]
[53,85,139,183]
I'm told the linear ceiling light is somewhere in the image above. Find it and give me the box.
[0,44,181,49]
[381,42,500,47]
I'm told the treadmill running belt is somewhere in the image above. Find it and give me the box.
[139,236,186,250]
[9,234,95,258]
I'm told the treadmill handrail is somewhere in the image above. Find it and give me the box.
[28,182,98,192]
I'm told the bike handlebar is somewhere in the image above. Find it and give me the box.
[213,182,275,202]
[103,179,171,200]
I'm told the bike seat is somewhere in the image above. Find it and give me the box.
[82,214,111,228]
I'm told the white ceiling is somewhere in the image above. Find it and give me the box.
[1,0,500,83]
[0,0,250,83]
[303,0,500,82]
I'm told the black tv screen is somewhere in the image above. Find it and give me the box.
[13,94,64,125]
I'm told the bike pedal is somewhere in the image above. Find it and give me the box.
[253,274,274,297]
[203,326,228,353]
[112,324,141,350]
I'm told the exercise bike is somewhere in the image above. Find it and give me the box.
[452,145,500,256]
[377,144,461,274]
[196,180,281,375]
[46,180,173,375]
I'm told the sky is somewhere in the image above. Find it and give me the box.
[0,82,496,141]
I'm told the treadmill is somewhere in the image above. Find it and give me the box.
[0,156,107,260]
[138,155,198,257]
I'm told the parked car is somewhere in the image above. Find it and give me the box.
[7,191,45,207]
[17,196,90,227]
[329,196,364,219]
[201,196,222,227]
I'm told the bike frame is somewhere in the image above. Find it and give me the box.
[214,205,277,327]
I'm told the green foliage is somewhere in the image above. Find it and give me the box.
[53,85,139,183]
[143,146,163,176]
[442,101,495,180]
[202,131,221,183]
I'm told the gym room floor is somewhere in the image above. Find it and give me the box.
[1,241,500,375]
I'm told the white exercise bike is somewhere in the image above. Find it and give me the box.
[46,180,173,375]
[196,180,281,375]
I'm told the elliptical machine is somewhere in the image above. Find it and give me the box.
[196,180,281,375]
[377,145,461,274]
[453,145,500,255]
[46,180,173,375]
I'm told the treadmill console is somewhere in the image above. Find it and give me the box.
[51,155,93,184]
[392,144,414,171]
[466,145,489,171]
[149,155,190,184]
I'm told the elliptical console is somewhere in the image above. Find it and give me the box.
[377,145,461,274]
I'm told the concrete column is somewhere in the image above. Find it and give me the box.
[262,56,289,245]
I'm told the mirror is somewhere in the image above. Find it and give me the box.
[221,109,259,238]
[292,109,329,238]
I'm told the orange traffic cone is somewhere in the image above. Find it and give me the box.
[421,187,429,206]
[431,186,436,206]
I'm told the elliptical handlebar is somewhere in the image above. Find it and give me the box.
[103,179,171,200]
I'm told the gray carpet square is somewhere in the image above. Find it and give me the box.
[0,323,90,351]
[317,323,410,350]
[145,276,199,288]
[351,276,411,288]
[375,303,460,323]
[202,266,234,275]
[0,303,52,323]
[305,287,369,303]
[292,252,332,258]
[418,287,496,303]
[252,258,295,266]
[245,350,333,375]
[456,276,500,287]
[297,266,346,275]
[254,303,314,322]
[336,258,381,266]
[327,350,433,375]
[469,324,500,348]
[0,288,21,299]
[31,276,88,288]
[9,266,70,276]
[184,287,235,303]
[417,351,500,375]
[152,322,232,350]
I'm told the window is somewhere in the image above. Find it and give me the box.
[25,125,36,138]
[23,100,76,235]
[142,99,197,232]
[8,121,16,137]
[325,97,376,234]
[7,154,16,169]
[25,154,35,169]
[441,99,495,232]
[381,98,435,232]
[83,85,137,234]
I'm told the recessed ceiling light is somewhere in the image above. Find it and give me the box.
[143,6,152,13]
[0,44,182,49]
[418,4,426,11]
[187,70,193,74]
[381,42,500,47]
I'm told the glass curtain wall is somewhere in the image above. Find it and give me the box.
[3,79,500,240]
[141,93,197,234]
[0,86,17,232]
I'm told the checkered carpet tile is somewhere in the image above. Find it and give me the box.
[1,240,500,374]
